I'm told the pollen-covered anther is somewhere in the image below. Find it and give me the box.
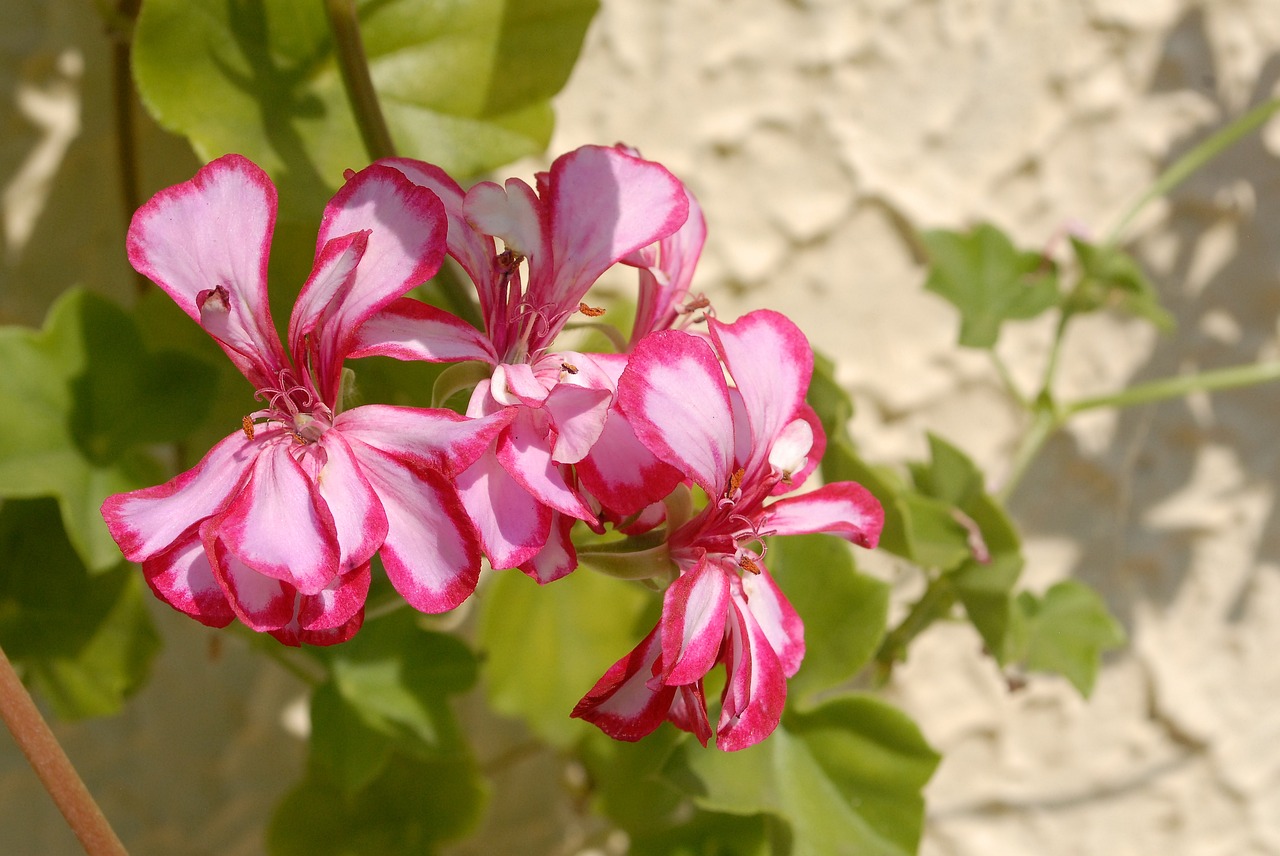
[560,361,579,375]
[497,249,525,271]
[241,415,255,440]
[578,302,606,318]
[739,556,762,575]
[728,468,745,496]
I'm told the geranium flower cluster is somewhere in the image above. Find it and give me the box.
[102,147,884,750]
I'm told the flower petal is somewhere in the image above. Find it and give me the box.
[542,380,613,465]
[297,562,371,632]
[495,409,595,521]
[740,567,804,678]
[716,597,787,751]
[618,329,734,496]
[517,511,577,585]
[630,183,707,345]
[335,405,511,477]
[708,310,813,475]
[455,449,550,570]
[376,158,498,304]
[765,482,885,549]
[204,528,296,633]
[352,442,482,613]
[301,164,449,353]
[102,429,259,563]
[214,441,340,595]
[140,529,234,627]
[126,154,286,384]
[544,146,689,311]
[315,431,388,574]
[349,296,498,364]
[661,558,731,686]
[570,624,676,743]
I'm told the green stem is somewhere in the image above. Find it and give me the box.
[324,0,396,161]
[0,643,128,856]
[998,404,1060,502]
[873,575,957,683]
[1064,360,1280,416]
[105,0,147,298]
[1107,98,1280,245]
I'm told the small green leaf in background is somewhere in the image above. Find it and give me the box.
[275,611,488,853]
[767,534,889,705]
[0,288,216,571]
[0,499,159,719]
[479,566,651,746]
[664,694,939,856]
[132,0,600,220]
[1012,580,1126,696]
[1068,237,1174,331]
[268,750,487,856]
[921,223,1060,348]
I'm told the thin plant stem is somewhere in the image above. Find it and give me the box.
[873,575,958,683]
[324,0,396,161]
[1064,359,1280,416]
[0,643,128,856]
[1106,97,1280,245]
[106,0,147,298]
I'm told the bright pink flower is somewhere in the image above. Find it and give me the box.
[572,310,884,749]
[364,146,690,577]
[101,155,507,645]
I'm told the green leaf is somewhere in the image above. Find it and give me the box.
[665,694,939,856]
[478,567,651,746]
[580,726,685,834]
[1069,237,1174,330]
[0,289,216,570]
[268,750,487,856]
[309,681,395,795]
[767,534,890,704]
[629,810,775,856]
[132,0,599,220]
[1014,581,1125,696]
[0,499,160,719]
[321,610,478,749]
[922,224,1060,348]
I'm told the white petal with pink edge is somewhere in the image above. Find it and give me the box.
[126,154,285,382]
[545,146,689,309]
[619,330,734,497]
[576,401,683,517]
[716,601,787,751]
[709,311,813,471]
[204,529,296,632]
[353,442,481,613]
[455,450,550,570]
[335,405,511,477]
[765,482,885,549]
[740,568,805,677]
[495,410,595,521]
[661,558,731,686]
[297,563,371,631]
[309,164,448,345]
[140,530,234,627]
[349,297,498,365]
[542,382,612,464]
[314,431,388,574]
[518,512,577,585]
[570,624,675,743]
[101,429,260,562]
[464,178,546,260]
[214,441,340,595]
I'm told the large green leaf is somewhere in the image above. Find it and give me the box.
[922,223,1060,348]
[664,694,939,856]
[1012,581,1125,696]
[0,499,160,718]
[767,534,889,705]
[478,567,651,746]
[132,0,599,219]
[0,288,216,570]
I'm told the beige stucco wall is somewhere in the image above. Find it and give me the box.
[5,1,1280,853]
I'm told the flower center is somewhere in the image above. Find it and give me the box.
[245,369,332,444]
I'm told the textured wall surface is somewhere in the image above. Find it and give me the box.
[5,1,1280,854]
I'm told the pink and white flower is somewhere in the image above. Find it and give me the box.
[101,154,507,645]
[364,145,690,577]
[571,310,884,749]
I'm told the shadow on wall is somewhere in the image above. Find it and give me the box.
[1012,7,1280,633]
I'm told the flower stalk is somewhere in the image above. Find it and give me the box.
[0,643,128,856]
